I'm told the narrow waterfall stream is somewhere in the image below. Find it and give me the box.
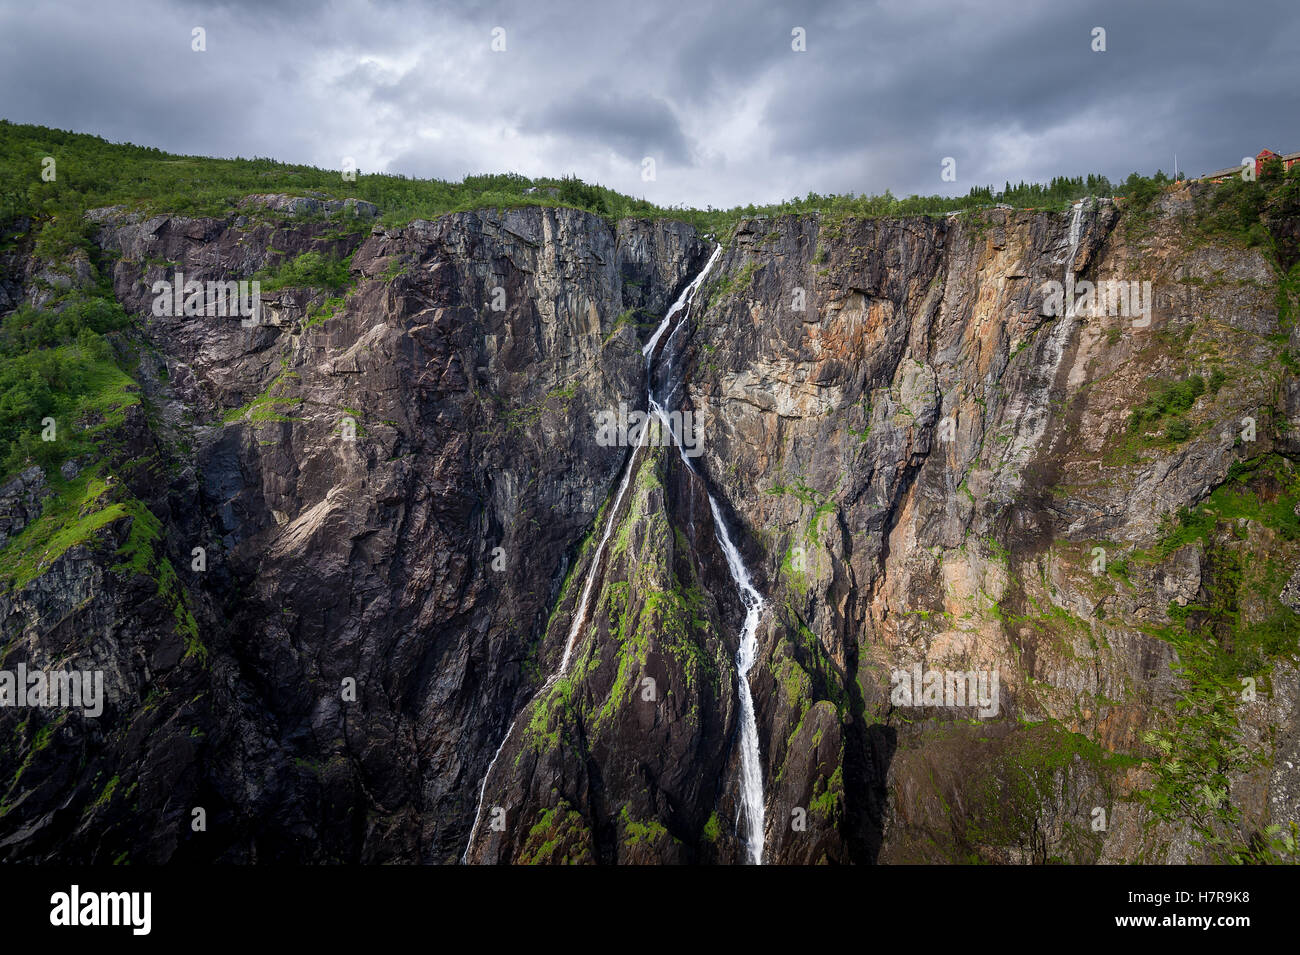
[703,498,767,865]
[645,246,766,864]
[642,406,767,864]
[556,244,723,675]
[466,244,768,864]
[1064,199,1085,313]
[1067,199,1083,267]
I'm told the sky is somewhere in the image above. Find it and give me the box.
[1,0,1298,209]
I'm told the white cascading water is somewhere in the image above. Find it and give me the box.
[1066,199,1083,272]
[653,410,766,863]
[463,245,743,862]
[1002,199,1089,479]
[702,496,766,864]
[644,246,766,864]
[555,244,724,675]
[1063,198,1087,314]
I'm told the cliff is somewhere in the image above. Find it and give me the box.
[2,183,1298,864]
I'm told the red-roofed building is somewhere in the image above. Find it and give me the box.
[1202,148,1300,182]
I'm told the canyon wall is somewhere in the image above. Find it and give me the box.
[2,188,1297,863]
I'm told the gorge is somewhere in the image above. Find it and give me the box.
[2,173,1299,865]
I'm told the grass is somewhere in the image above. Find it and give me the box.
[619,805,668,849]
[706,260,758,309]
[0,470,124,591]
[3,119,1207,262]
[1141,454,1300,561]
[1194,164,1300,250]
[766,477,837,542]
[1103,372,1215,465]
[0,461,204,658]
[303,295,348,329]
[1125,374,1205,437]
[111,498,203,661]
[960,720,1133,861]
[0,293,137,478]
[221,368,302,424]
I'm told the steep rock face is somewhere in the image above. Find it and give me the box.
[2,186,1297,865]
[668,190,1299,863]
[464,437,747,864]
[1,204,707,862]
[0,388,212,863]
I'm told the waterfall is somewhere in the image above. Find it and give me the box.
[1063,199,1085,316]
[646,245,767,865]
[1066,199,1084,268]
[554,245,724,676]
[643,246,721,359]
[1001,198,1090,481]
[556,430,647,676]
[462,244,739,862]
[703,497,767,864]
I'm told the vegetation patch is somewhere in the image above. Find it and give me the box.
[0,294,136,477]
[221,368,302,424]
[619,805,668,849]
[0,470,123,591]
[255,250,354,294]
[1132,455,1300,861]
[766,476,837,542]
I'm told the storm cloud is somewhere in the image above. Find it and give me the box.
[1,0,1296,208]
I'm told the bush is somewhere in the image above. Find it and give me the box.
[256,250,353,292]
[1129,375,1205,436]
[0,284,135,478]
[0,296,128,358]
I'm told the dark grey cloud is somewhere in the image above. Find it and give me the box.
[756,0,1300,195]
[521,91,691,165]
[0,0,1297,208]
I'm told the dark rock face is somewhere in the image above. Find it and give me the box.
[668,195,1299,863]
[1,204,709,862]
[463,440,749,864]
[0,467,48,549]
[2,188,1298,865]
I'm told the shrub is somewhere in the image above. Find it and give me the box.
[256,250,352,292]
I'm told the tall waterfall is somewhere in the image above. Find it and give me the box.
[464,244,772,863]
[644,246,766,864]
